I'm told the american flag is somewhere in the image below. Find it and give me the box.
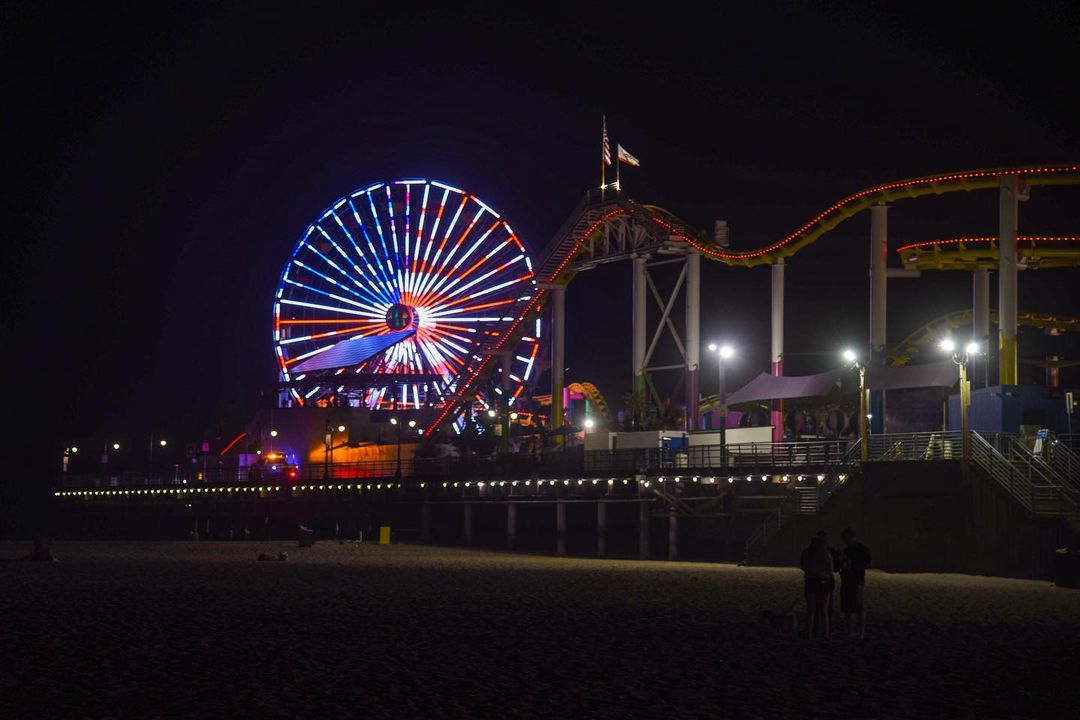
[602,116,612,166]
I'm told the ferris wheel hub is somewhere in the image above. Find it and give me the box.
[385,303,417,332]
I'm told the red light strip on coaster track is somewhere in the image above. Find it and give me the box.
[657,165,1080,262]
[425,208,626,433]
[896,235,1080,254]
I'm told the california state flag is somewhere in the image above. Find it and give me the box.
[617,144,640,167]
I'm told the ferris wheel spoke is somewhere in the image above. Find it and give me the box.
[382,186,408,297]
[277,323,382,346]
[414,187,450,299]
[297,240,383,307]
[410,184,431,296]
[280,298,380,318]
[430,257,529,309]
[283,278,386,316]
[416,218,502,305]
[325,212,396,305]
[432,205,486,282]
[364,191,397,293]
[347,199,398,299]
[422,194,469,292]
[290,258,379,307]
[424,220,504,299]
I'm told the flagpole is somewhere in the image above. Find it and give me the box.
[601,115,607,193]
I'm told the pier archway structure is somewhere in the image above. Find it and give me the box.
[425,164,1080,441]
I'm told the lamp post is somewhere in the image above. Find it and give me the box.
[149,435,167,480]
[63,445,78,474]
[103,441,120,470]
[941,338,979,462]
[389,418,416,481]
[390,417,401,480]
[708,343,734,467]
[323,422,333,479]
[843,349,869,461]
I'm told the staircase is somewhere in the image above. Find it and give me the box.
[534,192,630,284]
[742,441,861,564]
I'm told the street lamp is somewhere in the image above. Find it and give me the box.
[941,338,979,462]
[708,343,734,467]
[102,441,120,471]
[390,418,415,481]
[149,435,168,479]
[843,349,869,461]
[584,417,595,430]
[324,422,334,479]
[63,446,77,473]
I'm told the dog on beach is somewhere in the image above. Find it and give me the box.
[760,609,798,634]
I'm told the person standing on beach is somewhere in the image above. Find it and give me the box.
[839,527,871,639]
[800,534,834,639]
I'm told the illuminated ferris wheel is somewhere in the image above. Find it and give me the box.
[273,178,542,428]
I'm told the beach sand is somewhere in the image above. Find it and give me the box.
[2,541,1077,719]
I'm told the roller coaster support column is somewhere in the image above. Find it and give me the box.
[551,285,566,442]
[869,203,888,434]
[770,260,784,442]
[973,270,990,388]
[685,250,701,430]
[999,175,1023,385]
[632,255,648,421]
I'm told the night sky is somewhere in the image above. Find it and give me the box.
[6,3,1079,487]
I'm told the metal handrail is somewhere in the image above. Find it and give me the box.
[969,431,1032,512]
[864,431,965,461]
[967,431,1080,516]
[1002,433,1080,500]
[1048,440,1080,487]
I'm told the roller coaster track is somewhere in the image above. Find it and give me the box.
[426,163,1080,435]
[890,310,1080,366]
[533,381,614,426]
[652,163,1080,268]
[898,235,1080,271]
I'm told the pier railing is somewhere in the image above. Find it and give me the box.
[61,439,864,489]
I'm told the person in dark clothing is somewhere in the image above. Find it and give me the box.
[800,533,834,639]
[839,527,871,639]
[822,532,842,625]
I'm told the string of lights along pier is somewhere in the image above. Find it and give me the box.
[273,179,541,430]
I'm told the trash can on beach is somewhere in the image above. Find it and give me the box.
[1053,549,1080,588]
[298,527,315,548]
